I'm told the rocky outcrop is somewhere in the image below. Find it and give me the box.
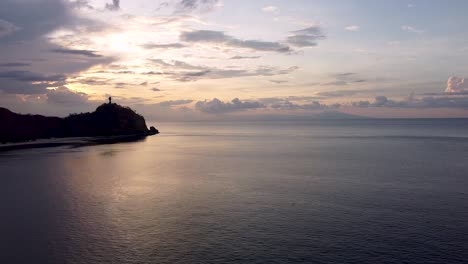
[0,103,159,143]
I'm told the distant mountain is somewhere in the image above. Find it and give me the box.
[217,110,366,122]
[0,103,158,143]
[312,111,365,119]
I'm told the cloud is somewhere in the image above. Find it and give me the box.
[158,0,220,14]
[320,72,366,86]
[345,25,360,31]
[352,94,468,109]
[0,0,114,99]
[141,43,186,49]
[149,58,206,70]
[317,90,360,97]
[195,98,265,113]
[0,62,31,67]
[0,0,88,42]
[114,82,127,88]
[180,30,227,42]
[402,25,424,34]
[50,48,103,58]
[69,0,94,10]
[0,70,65,83]
[333,72,355,78]
[270,100,340,110]
[262,6,279,13]
[47,86,89,105]
[105,0,120,11]
[270,80,288,84]
[287,26,326,47]
[151,88,162,92]
[0,70,66,94]
[147,58,299,81]
[157,100,193,107]
[230,55,261,60]
[446,76,468,93]
[180,30,291,53]
[176,0,220,13]
[73,77,111,86]
[0,19,18,38]
[321,81,348,86]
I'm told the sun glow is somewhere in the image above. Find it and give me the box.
[105,34,139,54]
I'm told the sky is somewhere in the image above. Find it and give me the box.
[1,0,468,120]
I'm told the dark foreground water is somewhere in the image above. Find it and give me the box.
[1,119,467,264]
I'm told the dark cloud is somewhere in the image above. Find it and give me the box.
[195,98,265,113]
[47,86,89,105]
[0,62,31,67]
[0,80,50,94]
[174,66,298,82]
[73,77,111,86]
[0,0,79,42]
[114,82,127,88]
[194,97,341,114]
[184,70,211,77]
[230,55,261,60]
[417,96,468,108]
[287,26,326,47]
[320,72,366,86]
[352,95,412,108]
[50,48,103,58]
[270,80,288,84]
[142,71,164,75]
[271,100,340,110]
[317,90,360,98]
[180,30,291,53]
[0,0,114,99]
[149,58,206,70]
[115,70,135,74]
[0,19,18,38]
[147,58,298,81]
[157,100,193,107]
[177,0,219,12]
[286,96,324,101]
[0,70,65,82]
[151,88,162,92]
[0,70,66,94]
[105,0,120,11]
[141,43,186,49]
[157,0,220,14]
[352,94,468,109]
[321,81,348,86]
[69,0,94,10]
[332,72,355,78]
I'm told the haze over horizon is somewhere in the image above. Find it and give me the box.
[2,0,468,120]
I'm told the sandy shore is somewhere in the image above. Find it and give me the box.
[0,134,151,152]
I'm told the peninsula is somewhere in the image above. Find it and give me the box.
[0,102,158,144]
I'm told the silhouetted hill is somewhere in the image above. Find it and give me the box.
[0,103,158,143]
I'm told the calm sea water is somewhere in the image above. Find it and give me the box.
[1,119,467,264]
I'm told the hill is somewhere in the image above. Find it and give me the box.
[0,103,158,143]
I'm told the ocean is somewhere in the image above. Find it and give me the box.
[1,119,467,263]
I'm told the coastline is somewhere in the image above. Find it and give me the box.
[0,133,156,152]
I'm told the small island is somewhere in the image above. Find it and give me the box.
[0,101,159,145]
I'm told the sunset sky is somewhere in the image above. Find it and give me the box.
[2,0,468,120]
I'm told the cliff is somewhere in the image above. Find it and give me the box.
[0,103,158,143]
